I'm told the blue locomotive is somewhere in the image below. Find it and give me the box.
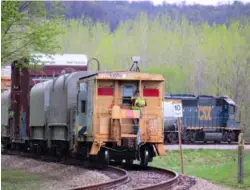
[163,94,241,144]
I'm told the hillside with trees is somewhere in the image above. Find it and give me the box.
[61,1,250,31]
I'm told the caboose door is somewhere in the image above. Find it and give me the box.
[77,80,94,140]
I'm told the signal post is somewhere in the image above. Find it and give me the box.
[173,102,184,174]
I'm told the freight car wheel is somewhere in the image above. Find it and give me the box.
[140,147,149,167]
[126,159,133,165]
[99,149,110,165]
[35,145,41,157]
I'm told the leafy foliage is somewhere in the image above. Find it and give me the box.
[1,1,64,66]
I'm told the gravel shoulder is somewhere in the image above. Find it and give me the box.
[189,177,240,190]
[171,175,240,190]
[1,155,111,190]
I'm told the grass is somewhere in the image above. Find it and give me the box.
[150,149,250,189]
[1,168,43,190]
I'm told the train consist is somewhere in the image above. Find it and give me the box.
[1,58,166,166]
[163,94,241,144]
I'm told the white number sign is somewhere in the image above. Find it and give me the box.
[173,103,183,117]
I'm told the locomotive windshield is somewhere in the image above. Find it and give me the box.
[229,105,235,114]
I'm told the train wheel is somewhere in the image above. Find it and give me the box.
[167,133,178,144]
[228,132,236,143]
[99,149,109,165]
[229,132,236,142]
[140,147,149,167]
[55,147,62,162]
[126,159,133,165]
[222,132,229,142]
[35,145,41,158]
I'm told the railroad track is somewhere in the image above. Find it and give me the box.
[71,164,179,190]
[3,150,179,190]
[120,165,179,190]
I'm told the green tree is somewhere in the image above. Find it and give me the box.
[1,1,64,66]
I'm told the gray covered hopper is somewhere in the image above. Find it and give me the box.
[48,71,96,127]
[30,80,53,127]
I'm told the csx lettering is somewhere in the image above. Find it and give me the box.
[198,106,211,120]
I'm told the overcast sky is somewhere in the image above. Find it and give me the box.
[129,0,250,5]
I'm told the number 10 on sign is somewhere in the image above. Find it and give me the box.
[173,103,183,118]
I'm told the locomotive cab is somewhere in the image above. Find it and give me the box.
[75,71,165,166]
[224,98,240,130]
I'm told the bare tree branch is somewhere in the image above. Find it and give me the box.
[18,1,31,13]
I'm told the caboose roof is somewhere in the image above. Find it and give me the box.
[79,71,164,81]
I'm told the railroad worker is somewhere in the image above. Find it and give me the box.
[131,90,147,144]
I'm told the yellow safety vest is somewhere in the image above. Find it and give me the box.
[131,96,146,110]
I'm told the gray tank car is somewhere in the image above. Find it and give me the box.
[163,101,178,143]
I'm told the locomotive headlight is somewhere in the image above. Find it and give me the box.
[132,56,141,63]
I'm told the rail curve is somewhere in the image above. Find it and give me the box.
[71,164,179,190]
[68,165,129,190]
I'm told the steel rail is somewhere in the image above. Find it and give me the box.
[68,165,129,190]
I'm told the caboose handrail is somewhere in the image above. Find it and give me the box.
[87,58,100,71]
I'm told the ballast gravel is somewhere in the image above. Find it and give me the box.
[189,177,238,190]
[111,170,174,190]
[171,175,238,190]
[1,155,111,190]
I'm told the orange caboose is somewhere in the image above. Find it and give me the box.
[75,71,165,166]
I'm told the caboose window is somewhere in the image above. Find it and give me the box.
[81,100,86,113]
[122,85,135,104]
